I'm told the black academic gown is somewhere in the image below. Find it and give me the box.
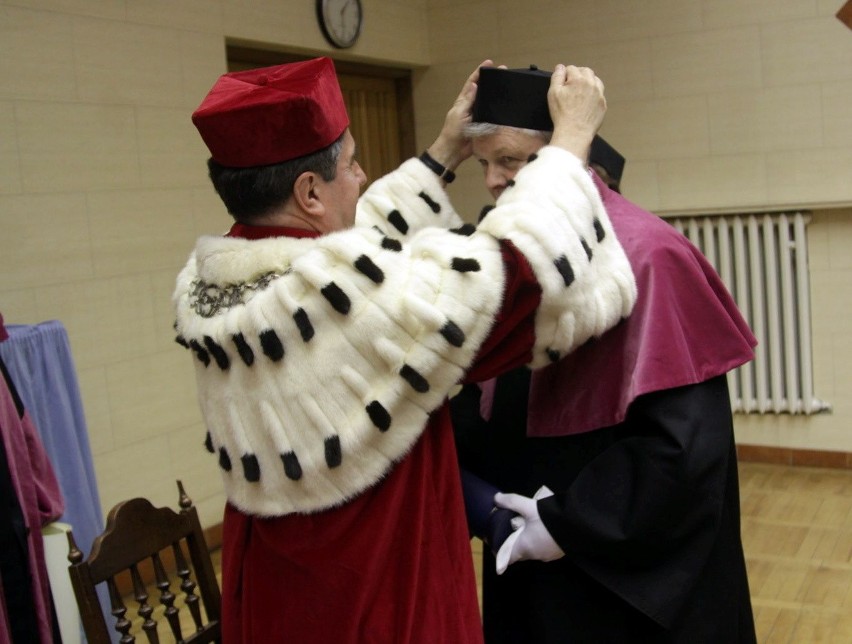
[453,368,757,644]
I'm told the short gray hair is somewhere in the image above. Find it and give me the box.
[464,122,552,143]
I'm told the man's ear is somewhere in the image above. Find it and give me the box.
[292,171,325,217]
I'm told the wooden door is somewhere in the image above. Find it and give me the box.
[338,74,401,184]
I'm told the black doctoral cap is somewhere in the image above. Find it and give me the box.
[472,65,553,131]
[473,64,626,182]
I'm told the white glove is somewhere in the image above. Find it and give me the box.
[494,486,565,575]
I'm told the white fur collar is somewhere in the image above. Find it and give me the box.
[173,150,635,516]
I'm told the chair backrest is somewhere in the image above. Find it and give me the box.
[67,481,221,644]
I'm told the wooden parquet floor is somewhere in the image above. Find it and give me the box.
[468,461,852,643]
[738,462,852,643]
[134,461,852,643]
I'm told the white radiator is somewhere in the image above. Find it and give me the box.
[670,212,829,415]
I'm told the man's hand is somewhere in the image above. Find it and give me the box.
[426,60,495,176]
[494,487,565,574]
[547,64,606,162]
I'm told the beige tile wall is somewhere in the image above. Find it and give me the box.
[428,1,852,217]
[734,207,852,451]
[1,0,850,531]
[0,0,431,529]
[426,1,852,455]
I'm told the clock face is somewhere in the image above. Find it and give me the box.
[317,0,363,49]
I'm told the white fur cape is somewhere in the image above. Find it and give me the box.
[173,147,636,516]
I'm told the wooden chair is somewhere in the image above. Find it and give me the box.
[66,481,221,643]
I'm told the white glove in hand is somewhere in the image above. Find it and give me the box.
[494,486,565,575]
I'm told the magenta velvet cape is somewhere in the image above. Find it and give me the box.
[493,173,757,437]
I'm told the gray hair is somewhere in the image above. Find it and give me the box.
[464,122,552,143]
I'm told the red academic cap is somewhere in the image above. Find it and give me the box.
[192,57,350,168]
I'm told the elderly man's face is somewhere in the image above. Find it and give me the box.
[472,128,546,200]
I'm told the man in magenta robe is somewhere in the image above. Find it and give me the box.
[452,66,757,643]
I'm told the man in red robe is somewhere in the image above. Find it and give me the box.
[174,57,636,643]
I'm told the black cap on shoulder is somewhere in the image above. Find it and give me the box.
[589,136,626,183]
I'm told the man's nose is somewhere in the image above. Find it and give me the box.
[484,166,507,193]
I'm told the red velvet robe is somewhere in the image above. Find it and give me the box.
[221,224,542,643]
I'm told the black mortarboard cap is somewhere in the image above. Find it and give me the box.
[473,64,626,182]
[589,135,626,183]
[472,65,553,131]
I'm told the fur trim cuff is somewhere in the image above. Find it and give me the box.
[477,146,637,366]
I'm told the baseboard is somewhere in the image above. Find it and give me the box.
[198,449,852,554]
[200,449,852,553]
[204,522,223,551]
[110,448,850,600]
[737,444,852,469]
[186,444,852,568]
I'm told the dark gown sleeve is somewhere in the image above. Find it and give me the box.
[537,374,737,627]
[450,240,540,549]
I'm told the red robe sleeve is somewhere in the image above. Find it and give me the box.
[464,240,542,383]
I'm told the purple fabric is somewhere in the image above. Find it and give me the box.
[0,364,64,644]
[0,322,105,550]
[482,174,757,436]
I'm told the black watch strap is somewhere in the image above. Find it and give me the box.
[419,150,456,183]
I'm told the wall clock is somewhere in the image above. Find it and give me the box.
[317,0,363,49]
